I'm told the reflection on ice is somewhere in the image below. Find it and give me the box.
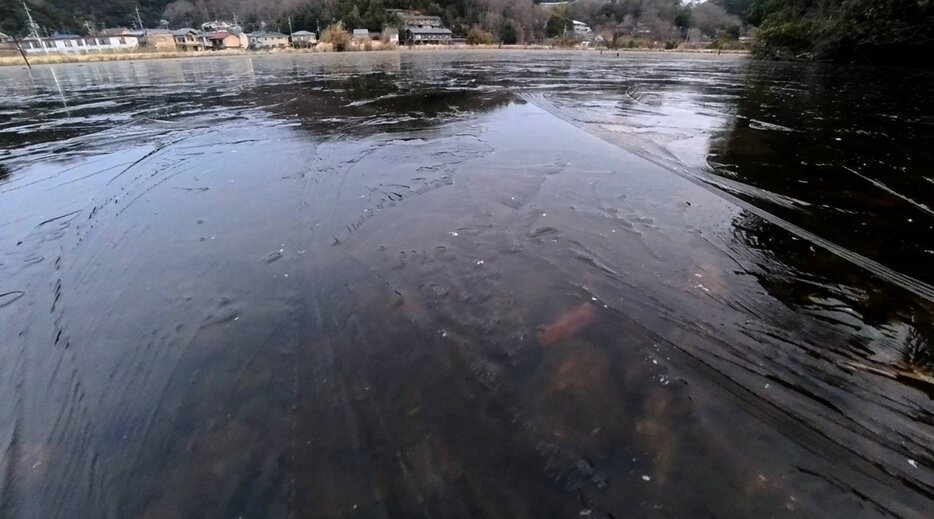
[0,51,931,517]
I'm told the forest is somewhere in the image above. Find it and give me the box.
[749,0,933,63]
[1,0,931,63]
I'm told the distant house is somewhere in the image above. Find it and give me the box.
[143,29,176,50]
[396,12,443,29]
[20,34,140,54]
[539,1,573,10]
[383,28,399,44]
[572,20,592,34]
[173,28,208,51]
[406,27,453,44]
[352,29,371,41]
[0,32,16,57]
[396,12,453,44]
[208,31,243,50]
[634,22,653,36]
[202,20,242,33]
[250,31,289,49]
[291,30,317,48]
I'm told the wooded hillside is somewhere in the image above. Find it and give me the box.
[2,0,931,64]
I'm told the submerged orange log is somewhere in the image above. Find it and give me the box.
[537,303,598,346]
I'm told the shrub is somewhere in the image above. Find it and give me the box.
[321,22,352,52]
[752,14,815,59]
[467,26,495,45]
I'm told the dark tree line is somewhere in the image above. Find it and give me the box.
[1,0,170,35]
[0,0,542,38]
[749,0,934,64]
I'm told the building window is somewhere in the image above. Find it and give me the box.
[119,37,126,44]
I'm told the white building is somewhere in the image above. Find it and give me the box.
[291,30,317,47]
[201,20,242,33]
[572,20,592,34]
[249,31,289,49]
[539,1,573,10]
[21,34,140,54]
[383,28,399,43]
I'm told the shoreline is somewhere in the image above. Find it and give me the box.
[0,45,750,68]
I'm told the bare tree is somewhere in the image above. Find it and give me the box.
[474,0,539,43]
[690,2,740,37]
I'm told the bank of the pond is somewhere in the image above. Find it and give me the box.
[0,45,749,67]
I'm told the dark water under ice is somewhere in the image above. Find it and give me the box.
[0,51,932,518]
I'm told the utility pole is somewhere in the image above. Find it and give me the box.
[11,35,31,68]
[23,2,47,54]
[135,5,147,46]
[288,16,293,37]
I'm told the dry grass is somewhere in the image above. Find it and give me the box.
[351,40,395,52]
[0,49,249,67]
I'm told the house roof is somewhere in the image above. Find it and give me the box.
[202,20,241,32]
[292,30,315,36]
[171,28,200,36]
[99,27,130,35]
[397,13,443,23]
[208,31,237,40]
[407,27,453,35]
[0,31,11,39]
[251,31,287,38]
[51,33,80,39]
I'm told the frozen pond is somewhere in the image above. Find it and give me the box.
[0,50,932,517]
